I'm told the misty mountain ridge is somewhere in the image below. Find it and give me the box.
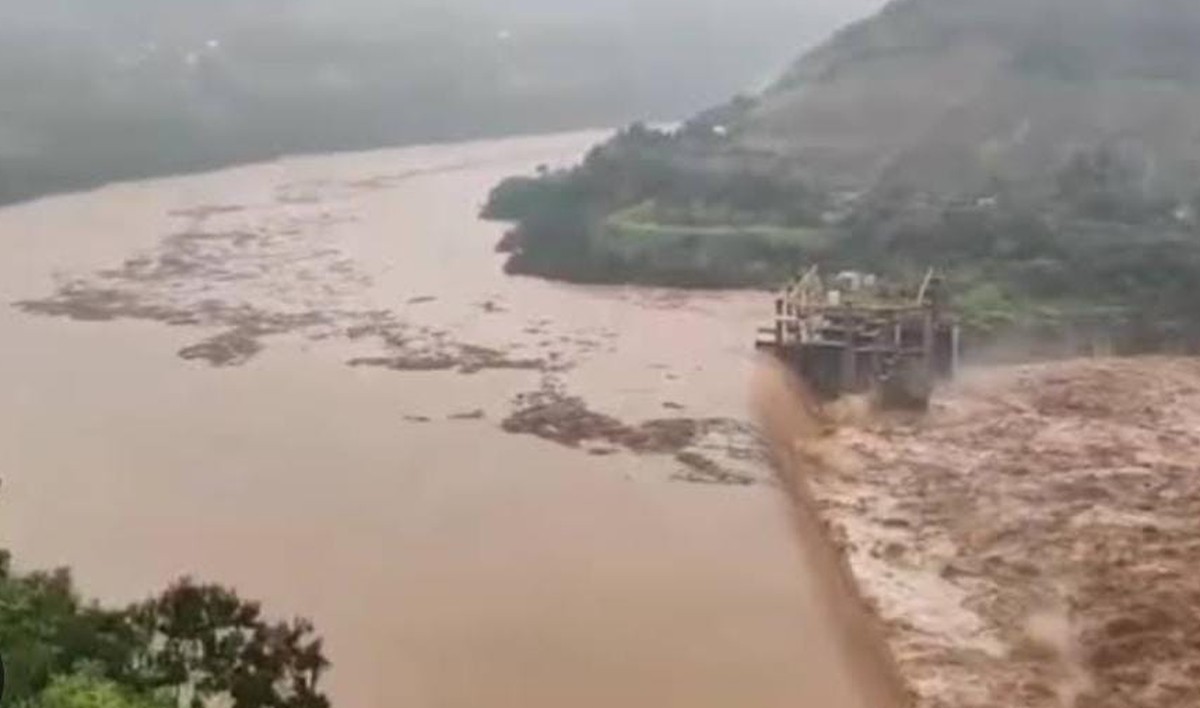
[483,0,1200,335]
[0,0,880,205]
[726,0,1200,198]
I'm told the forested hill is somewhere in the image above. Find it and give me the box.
[733,0,1200,196]
[484,0,1200,347]
[0,0,877,206]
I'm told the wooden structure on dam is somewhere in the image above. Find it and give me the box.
[756,267,959,410]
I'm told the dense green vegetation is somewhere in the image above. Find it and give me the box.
[485,124,1200,347]
[0,550,329,708]
[0,0,878,206]
[484,124,832,287]
[484,0,1200,350]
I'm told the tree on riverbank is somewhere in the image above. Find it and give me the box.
[0,551,330,708]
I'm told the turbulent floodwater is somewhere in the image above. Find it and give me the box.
[0,132,841,707]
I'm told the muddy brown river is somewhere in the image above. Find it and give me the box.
[0,132,860,707]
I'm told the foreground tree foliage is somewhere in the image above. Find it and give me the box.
[0,551,330,708]
[33,673,172,708]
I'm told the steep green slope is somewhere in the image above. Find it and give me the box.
[737,0,1200,195]
[485,0,1200,347]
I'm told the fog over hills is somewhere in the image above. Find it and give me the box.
[732,0,1200,196]
[0,0,882,204]
[481,0,1200,333]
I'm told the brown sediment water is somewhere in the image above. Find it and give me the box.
[753,360,909,708]
[0,132,864,707]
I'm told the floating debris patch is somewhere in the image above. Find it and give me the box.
[12,222,382,366]
[500,382,763,485]
[178,329,265,367]
[11,217,549,374]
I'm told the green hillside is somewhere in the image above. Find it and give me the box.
[739,0,1200,196]
[484,0,1200,348]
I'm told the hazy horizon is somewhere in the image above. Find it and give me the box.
[0,0,885,204]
